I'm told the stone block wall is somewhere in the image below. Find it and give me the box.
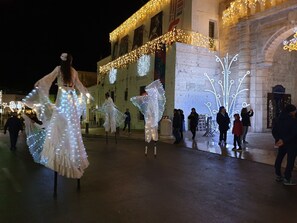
[174,42,219,130]
[218,0,297,132]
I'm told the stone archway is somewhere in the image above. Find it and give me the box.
[257,25,297,132]
[263,25,297,63]
[219,2,297,132]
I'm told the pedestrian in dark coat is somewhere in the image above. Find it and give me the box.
[179,109,185,140]
[173,109,181,144]
[272,104,297,185]
[240,107,254,144]
[216,106,230,146]
[123,108,131,133]
[188,108,199,140]
[4,112,23,150]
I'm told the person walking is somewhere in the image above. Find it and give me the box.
[179,109,185,140]
[231,113,243,151]
[123,108,131,134]
[188,108,199,140]
[241,107,254,144]
[216,106,230,146]
[272,104,297,185]
[22,52,93,179]
[4,111,23,151]
[172,109,181,144]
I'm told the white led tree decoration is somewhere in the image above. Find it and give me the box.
[137,54,150,76]
[204,53,250,117]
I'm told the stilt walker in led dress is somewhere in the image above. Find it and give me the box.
[95,92,126,144]
[22,53,93,181]
[130,79,166,158]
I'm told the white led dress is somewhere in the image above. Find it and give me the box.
[22,66,91,179]
[130,79,166,143]
[96,96,126,133]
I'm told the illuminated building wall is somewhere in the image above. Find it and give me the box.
[96,0,220,130]
[95,0,297,132]
[218,0,297,132]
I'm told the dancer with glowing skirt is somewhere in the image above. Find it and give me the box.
[130,79,166,157]
[22,53,93,179]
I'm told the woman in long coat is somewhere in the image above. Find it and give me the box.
[216,106,230,146]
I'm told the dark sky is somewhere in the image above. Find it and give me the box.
[0,0,149,92]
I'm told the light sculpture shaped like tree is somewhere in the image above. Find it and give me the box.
[204,53,250,118]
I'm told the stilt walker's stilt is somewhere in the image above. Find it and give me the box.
[53,171,58,198]
[154,141,157,158]
[105,132,108,144]
[115,132,117,144]
[145,145,148,157]
[77,179,80,191]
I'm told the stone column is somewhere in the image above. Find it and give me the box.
[237,19,251,110]
[250,63,272,133]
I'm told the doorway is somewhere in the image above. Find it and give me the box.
[267,85,291,129]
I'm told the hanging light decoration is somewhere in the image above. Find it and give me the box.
[283,28,297,52]
[99,28,214,76]
[109,67,117,84]
[222,0,287,26]
[137,55,150,76]
[110,0,170,42]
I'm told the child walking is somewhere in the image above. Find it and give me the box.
[232,113,243,151]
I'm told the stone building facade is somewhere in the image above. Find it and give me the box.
[219,0,297,132]
[95,0,297,132]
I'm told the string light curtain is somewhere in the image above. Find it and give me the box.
[222,0,288,26]
[99,28,214,77]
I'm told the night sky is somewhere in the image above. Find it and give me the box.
[0,0,149,92]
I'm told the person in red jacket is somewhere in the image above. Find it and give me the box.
[232,113,243,151]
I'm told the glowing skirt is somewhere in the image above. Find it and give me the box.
[23,87,89,179]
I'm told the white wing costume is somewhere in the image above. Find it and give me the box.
[22,66,90,179]
[130,79,166,143]
[22,113,46,163]
[96,97,126,133]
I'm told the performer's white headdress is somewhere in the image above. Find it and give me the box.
[60,53,68,61]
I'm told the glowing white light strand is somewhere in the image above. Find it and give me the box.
[204,53,250,117]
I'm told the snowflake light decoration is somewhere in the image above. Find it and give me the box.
[109,67,117,84]
[137,55,150,76]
